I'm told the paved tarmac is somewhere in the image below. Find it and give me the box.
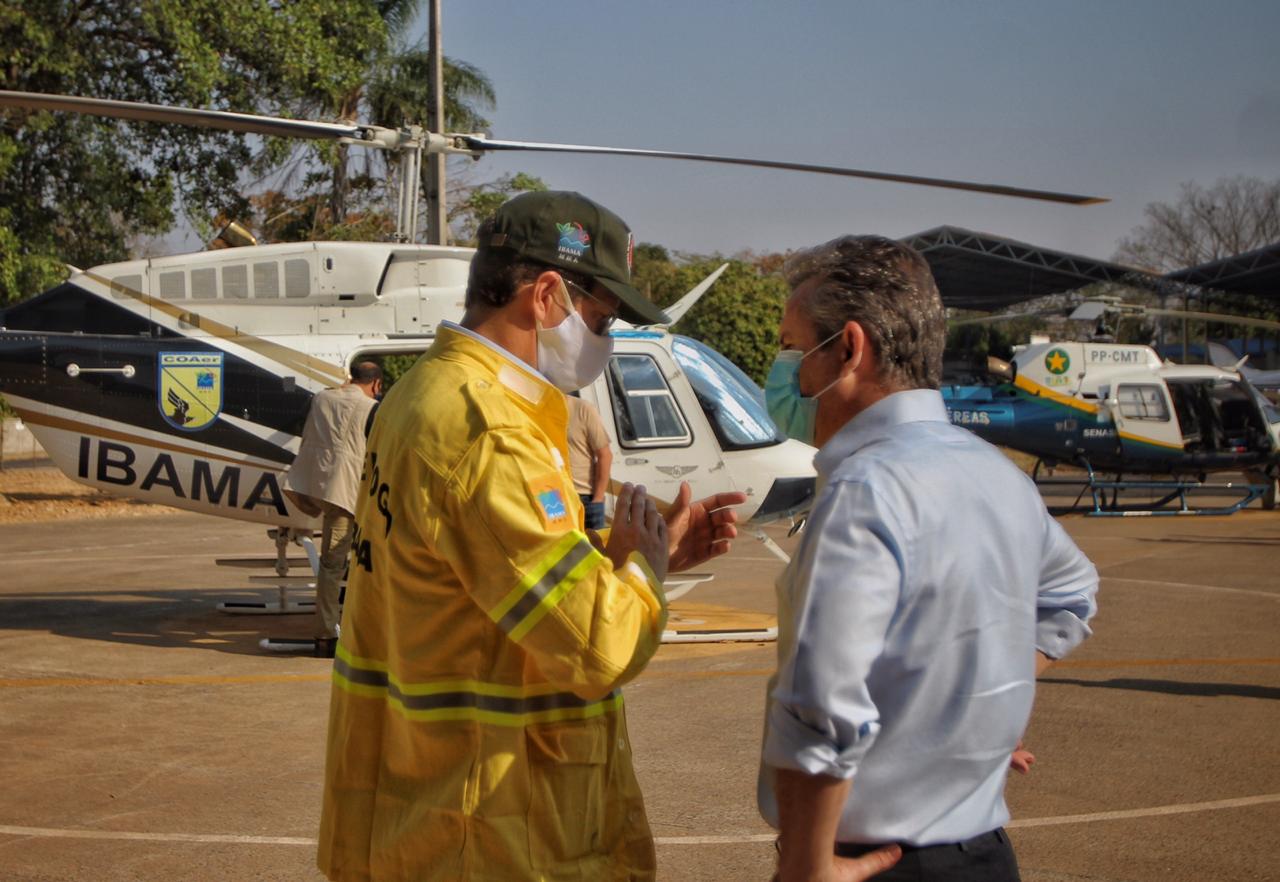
[1,505,1277,881]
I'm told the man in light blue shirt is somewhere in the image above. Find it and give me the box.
[759,235,1098,882]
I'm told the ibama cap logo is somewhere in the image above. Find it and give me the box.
[556,221,591,263]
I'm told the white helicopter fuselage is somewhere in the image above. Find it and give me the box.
[0,241,816,529]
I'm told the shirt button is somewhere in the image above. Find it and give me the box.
[617,737,627,750]
[475,380,489,390]
[1057,630,1068,639]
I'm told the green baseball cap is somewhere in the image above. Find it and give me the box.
[484,190,670,326]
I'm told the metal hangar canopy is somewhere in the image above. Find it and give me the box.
[900,225,1148,312]
[1164,241,1280,300]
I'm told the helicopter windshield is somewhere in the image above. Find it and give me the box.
[671,336,784,450]
[1247,383,1280,425]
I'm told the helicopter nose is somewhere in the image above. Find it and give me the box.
[749,476,816,524]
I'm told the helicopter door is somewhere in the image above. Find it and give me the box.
[1106,375,1183,464]
[587,342,724,508]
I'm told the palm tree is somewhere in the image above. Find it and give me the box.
[270,0,497,238]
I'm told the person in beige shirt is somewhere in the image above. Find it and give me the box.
[566,394,613,529]
[284,361,382,657]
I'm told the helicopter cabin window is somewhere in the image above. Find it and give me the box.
[191,268,217,300]
[222,265,249,299]
[606,354,692,448]
[110,274,142,300]
[254,262,280,298]
[159,271,186,300]
[1117,384,1169,421]
[285,259,311,298]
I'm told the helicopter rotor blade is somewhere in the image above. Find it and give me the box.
[0,90,380,144]
[1093,300,1280,332]
[949,308,1065,326]
[0,90,1108,204]
[1130,306,1280,332]
[459,136,1107,206]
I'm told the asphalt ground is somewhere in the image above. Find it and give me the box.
[1,504,1278,881]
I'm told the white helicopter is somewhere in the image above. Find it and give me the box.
[0,91,1104,619]
[943,298,1280,514]
[0,242,815,528]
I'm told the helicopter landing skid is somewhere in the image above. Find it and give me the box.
[215,530,323,614]
[1034,460,1268,516]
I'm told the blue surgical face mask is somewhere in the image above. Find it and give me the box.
[764,329,844,445]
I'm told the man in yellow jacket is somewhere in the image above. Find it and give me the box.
[318,191,746,881]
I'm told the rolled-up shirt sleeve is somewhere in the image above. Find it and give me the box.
[762,479,902,780]
[1034,512,1098,659]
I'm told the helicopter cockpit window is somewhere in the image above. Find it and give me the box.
[222,265,249,299]
[606,354,692,448]
[1117,384,1170,421]
[1248,384,1280,425]
[254,262,280,298]
[671,336,784,450]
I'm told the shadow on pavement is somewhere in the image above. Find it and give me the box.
[1135,534,1280,547]
[0,588,319,658]
[1043,676,1280,701]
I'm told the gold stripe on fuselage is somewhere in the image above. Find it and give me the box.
[83,270,348,388]
[13,406,279,469]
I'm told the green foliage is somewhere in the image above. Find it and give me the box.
[0,0,389,304]
[448,172,548,245]
[379,353,420,389]
[634,251,788,385]
[946,322,1020,361]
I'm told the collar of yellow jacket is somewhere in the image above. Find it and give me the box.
[432,324,571,455]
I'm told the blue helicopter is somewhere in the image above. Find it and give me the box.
[941,326,1280,515]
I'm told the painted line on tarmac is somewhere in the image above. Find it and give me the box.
[3,793,1278,848]
[5,656,1280,690]
[1005,793,1280,829]
[0,825,314,846]
[1105,576,1279,601]
[0,673,327,689]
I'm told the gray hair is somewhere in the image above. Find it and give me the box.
[784,235,945,390]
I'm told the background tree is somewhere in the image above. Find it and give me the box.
[268,0,499,236]
[1114,175,1280,272]
[633,249,788,385]
[0,0,388,305]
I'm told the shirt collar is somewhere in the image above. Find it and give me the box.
[439,320,545,379]
[812,389,950,479]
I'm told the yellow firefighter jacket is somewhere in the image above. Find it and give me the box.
[318,324,667,882]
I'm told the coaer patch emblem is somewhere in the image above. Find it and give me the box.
[158,352,223,432]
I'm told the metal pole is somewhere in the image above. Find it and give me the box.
[425,0,447,245]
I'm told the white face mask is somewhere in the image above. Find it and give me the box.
[536,279,614,392]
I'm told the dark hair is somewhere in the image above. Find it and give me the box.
[784,235,945,390]
[350,361,383,384]
[466,215,595,311]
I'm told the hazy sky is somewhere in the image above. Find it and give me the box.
[409,0,1280,264]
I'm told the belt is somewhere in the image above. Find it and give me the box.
[835,827,1008,858]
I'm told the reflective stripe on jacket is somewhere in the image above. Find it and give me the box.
[318,326,667,882]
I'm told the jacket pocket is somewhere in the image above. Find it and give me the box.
[526,720,608,869]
